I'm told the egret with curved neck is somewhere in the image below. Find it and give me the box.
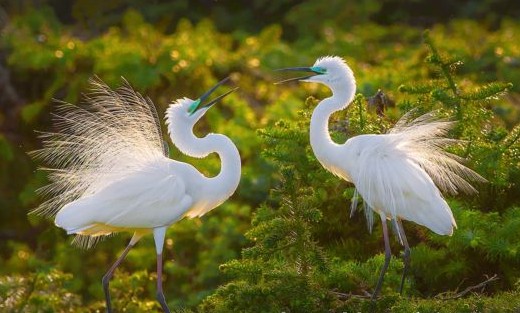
[277,56,484,299]
[31,77,241,312]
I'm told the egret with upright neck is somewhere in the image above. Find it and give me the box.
[277,56,484,299]
[31,77,241,312]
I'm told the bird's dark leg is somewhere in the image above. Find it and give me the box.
[397,219,410,295]
[372,214,391,301]
[156,253,170,313]
[153,227,171,313]
[102,234,141,313]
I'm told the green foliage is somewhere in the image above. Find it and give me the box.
[335,287,520,313]
[410,203,520,292]
[0,269,81,312]
[0,2,519,312]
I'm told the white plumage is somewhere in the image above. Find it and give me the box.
[33,78,167,226]
[278,56,485,299]
[55,161,190,235]
[31,77,240,313]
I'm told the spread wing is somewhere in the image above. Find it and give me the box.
[31,77,168,219]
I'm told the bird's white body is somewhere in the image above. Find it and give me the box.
[55,129,240,237]
[55,159,208,235]
[33,79,240,245]
[321,133,455,235]
[312,96,456,235]
[281,56,484,298]
[56,159,190,235]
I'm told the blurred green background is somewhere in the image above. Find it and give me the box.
[0,1,519,312]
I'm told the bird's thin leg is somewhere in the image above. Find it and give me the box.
[397,219,410,295]
[102,233,142,313]
[153,227,171,313]
[372,214,391,301]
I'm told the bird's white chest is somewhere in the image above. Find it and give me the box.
[313,146,355,182]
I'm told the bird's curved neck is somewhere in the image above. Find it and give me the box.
[167,120,241,202]
[310,86,354,162]
[201,133,241,191]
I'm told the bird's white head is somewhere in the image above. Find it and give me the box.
[168,97,208,126]
[276,55,356,93]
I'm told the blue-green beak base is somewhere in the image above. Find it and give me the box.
[188,99,202,116]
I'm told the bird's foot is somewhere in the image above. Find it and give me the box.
[156,291,171,313]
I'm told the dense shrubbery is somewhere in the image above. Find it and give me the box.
[0,2,519,312]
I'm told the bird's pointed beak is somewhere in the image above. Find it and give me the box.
[274,66,327,84]
[189,77,239,115]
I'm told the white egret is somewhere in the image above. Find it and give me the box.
[30,77,241,312]
[277,56,485,299]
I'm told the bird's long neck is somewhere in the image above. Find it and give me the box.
[200,133,241,196]
[167,120,241,205]
[310,86,355,165]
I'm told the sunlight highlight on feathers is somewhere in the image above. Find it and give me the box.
[388,111,486,196]
[30,77,166,230]
[72,232,114,249]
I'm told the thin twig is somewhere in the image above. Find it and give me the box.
[330,290,372,300]
[436,274,499,300]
